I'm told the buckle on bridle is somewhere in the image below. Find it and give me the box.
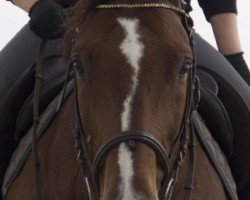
[164,178,174,200]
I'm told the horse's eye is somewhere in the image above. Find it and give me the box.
[72,55,85,75]
[179,61,192,77]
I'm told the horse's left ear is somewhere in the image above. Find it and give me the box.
[180,0,193,13]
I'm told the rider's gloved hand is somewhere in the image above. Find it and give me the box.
[225,52,250,86]
[29,0,67,40]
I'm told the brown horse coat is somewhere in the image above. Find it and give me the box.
[6,0,229,199]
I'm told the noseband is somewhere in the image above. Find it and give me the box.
[32,2,199,200]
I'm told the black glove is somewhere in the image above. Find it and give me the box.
[29,0,67,40]
[181,0,193,13]
[225,52,250,86]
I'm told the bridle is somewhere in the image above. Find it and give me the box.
[70,2,200,200]
[31,1,200,200]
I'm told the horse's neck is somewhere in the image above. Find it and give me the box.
[7,95,87,199]
[40,95,90,198]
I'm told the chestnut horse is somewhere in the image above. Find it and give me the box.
[5,0,230,199]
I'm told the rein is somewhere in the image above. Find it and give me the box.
[31,2,199,200]
[32,39,47,200]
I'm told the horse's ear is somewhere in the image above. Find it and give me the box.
[78,0,92,10]
[63,0,91,56]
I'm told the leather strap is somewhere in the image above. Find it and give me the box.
[32,39,47,200]
[92,131,170,188]
[184,120,196,200]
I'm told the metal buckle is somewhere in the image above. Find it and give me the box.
[164,178,174,200]
[85,177,93,200]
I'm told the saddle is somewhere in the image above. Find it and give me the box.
[14,56,71,141]
[0,63,35,167]
[197,69,233,159]
[194,33,250,193]
[0,51,69,153]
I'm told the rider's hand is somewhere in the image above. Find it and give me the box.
[29,0,67,40]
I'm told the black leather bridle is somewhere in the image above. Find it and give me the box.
[69,3,200,200]
[31,1,200,200]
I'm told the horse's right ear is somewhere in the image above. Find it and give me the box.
[85,0,99,10]
[181,0,193,13]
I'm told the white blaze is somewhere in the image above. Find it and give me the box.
[117,17,144,199]
[118,17,144,131]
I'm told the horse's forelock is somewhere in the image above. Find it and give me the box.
[64,0,92,55]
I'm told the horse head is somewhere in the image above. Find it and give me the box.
[68,0,194,199]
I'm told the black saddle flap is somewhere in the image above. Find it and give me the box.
[197,69,233,159]
[198,86,233,158]
[14,56,70,141]
[197,65,250,191]
[0,64,35,163]
[197,69,218,95]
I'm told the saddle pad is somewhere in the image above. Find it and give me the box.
[197,66,250,190]
[197,69,233,159]
[192,111,238,200]
[1,81,73,198]
[198,86,233,159]
[15,56,70,141]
